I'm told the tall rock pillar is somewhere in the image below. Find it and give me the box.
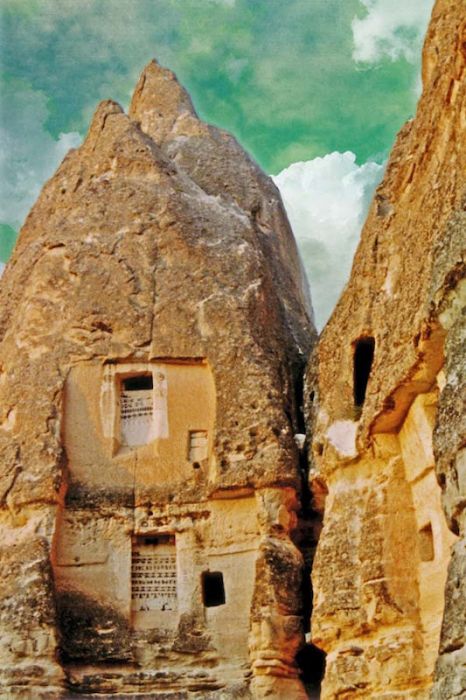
[0,63,315,698]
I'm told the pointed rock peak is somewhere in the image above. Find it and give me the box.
[90,100,124,129]
[129,59,198,144]
[83,99,128,148]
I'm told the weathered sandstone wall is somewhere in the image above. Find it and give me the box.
[0,62,315,698]
[306,1,465,698]
[1,2,464,698]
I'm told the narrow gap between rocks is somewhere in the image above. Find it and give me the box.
[293,370,326,696]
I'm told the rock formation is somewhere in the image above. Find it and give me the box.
[306,0,465,697]
[0,61,315,698]
[1,0,465,698]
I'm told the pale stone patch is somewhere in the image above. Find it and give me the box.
[325,420,358,457]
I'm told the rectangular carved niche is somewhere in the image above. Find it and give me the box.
[131,535,177,629]
[418,522,435,562]
[97,361,215,483]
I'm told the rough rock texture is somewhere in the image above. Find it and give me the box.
[431,205,466,698]
[306,1,465,698]
[0,62,315,698]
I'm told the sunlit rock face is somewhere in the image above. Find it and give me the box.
[0,62,315,698]
[306,0,465,698]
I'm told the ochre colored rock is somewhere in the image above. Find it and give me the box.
[306,1,465,697]
[1,0,465,698]
[0,62,314,698]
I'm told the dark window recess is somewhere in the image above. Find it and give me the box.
[353,337,375,407]
[142,534,174,546]
[123,374,153,392]
[202,571,226,607]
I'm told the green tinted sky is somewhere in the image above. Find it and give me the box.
[0,0,433,321]
[1,0,427,171]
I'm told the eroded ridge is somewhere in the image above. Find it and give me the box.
[306,1,465,698]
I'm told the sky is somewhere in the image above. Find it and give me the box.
[0,0,434,328]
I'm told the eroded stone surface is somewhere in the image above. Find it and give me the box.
[0,61,314,698]
[307,1,465,697]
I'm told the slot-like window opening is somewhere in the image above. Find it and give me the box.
[419,523,435,562]
[123,374,153,391]
[202,571,225,607]
[353,337,375,408]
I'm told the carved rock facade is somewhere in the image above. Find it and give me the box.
[306,1,465,698]
[1,1,465,698]
[0,62,315,698]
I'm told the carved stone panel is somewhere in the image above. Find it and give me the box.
[131,535,178,629]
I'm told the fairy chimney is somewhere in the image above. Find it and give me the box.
[0,62,315,698]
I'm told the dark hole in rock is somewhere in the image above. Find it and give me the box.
[296,642,326,693]
[123,374,153,391]
[142,534,174,546]
[353,337,375,407]
[202,571,225,607]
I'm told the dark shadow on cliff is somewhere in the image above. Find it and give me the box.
[56,589,133,663]
[293,359,326,696]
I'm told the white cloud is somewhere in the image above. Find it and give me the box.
[274,151,384,330]
[0,84,81,230]
[352,0,434,64]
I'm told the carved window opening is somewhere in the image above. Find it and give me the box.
[353,337,375,408]
[419,523,435,562]
[120,373,155,447]
[202,571,225,607]
[131,534,177,615]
